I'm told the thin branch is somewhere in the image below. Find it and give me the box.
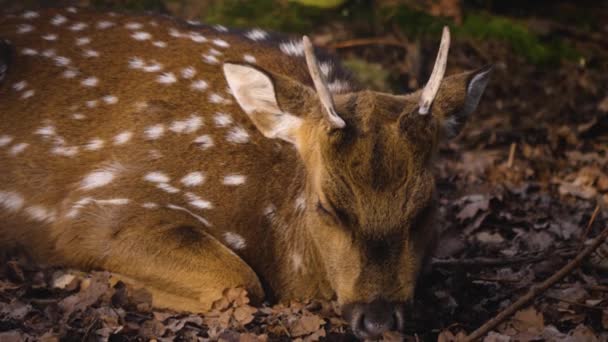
[328,37,410,50]
[579,203,600,248]
[431,248,577,268]
[463,226,608,342]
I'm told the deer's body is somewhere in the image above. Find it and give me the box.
[0,8,490,338]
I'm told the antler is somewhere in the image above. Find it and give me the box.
[418,26,451,115]
[302,36,346,129]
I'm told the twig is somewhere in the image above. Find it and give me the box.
[328,38,409,50]
[463,226,608,342]
[431,249,577,268]
[543,294,604,311]
[507,143,516,168]
[579,203,600,248]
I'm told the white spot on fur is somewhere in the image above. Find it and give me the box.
[226,126,250,144]
[144,124,165,140]
[185,192,213,209]
[25,205,56,223]
[102,95,118,104]
[86,100,98,108]
[193,135,214,150]
[62,69,79,79]
[84,138,104,151]
[128,57,145,69]
[42,33,58,41]
[13,81,27,91]
[168,28,182,38]
[81,77,99,87]
[224,232,246,250]
[142,202,158,209]
[83,49,100,58]
[113,131,132,145]
[95,198,130,205]
[52,145,79,157]
[181,66,196,79]
[69,22,88,31]
[35,124,56,137]
[181,172,205,187]
[167,204,211,227]
[54,56,71,67]
[295,193,306,211]
[245,29,268,41]
[208,49,222,57]
[243,54,256,63]
[223,174,246,186]
[213,112,233,127]
[132,31,152,41]
[21,48,38,56]
[170,115,203,134]
[263,204,276,218]
[75,37,91,45]
[71,113,86,120]
[22,11,39,19]
[21,90,35,99]
[213,25,228,32]
[0,135,14,147]
[291,253,304,272]
[17,24,34,34]
[0,191,25,212]
[143,61,163,73]
[152,41,167,48]
[279,40,304,56]
[208,93,226,104]
[157,72,176,84]
[328,80,350,93]
[80,167,118,190]
[9,143,29,155]
[41,49,56,58]
[212,39,229,48]
[190,80,208,91]
[144,171,170,183]
[157,183,180,194]
[203,54,219,65]
[124,22,143,30]
[189,32,207,43]
[96,21,115,29]
[320,61,332,77]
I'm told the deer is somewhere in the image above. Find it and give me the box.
[0,7,491,339]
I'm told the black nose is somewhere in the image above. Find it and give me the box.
[343,300,405,339]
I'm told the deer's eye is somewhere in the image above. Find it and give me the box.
[316,201,333,217]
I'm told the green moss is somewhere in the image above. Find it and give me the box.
[342,58,391,92]
[458,14,579,65]
[201,0,332,33]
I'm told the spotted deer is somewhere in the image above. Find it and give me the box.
[0,7,491,339]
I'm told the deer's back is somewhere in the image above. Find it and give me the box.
[0,8,353,254]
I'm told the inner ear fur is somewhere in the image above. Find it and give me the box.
[432,65,492,138]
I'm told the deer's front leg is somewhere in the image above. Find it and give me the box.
[51,203,264,312]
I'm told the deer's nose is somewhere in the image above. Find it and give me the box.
[343,299,405,339]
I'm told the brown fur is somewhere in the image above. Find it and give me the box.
[0,8,489,313]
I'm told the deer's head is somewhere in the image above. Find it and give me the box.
[224,28,490,339]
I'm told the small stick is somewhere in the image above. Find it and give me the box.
[432,248,577,268]
[328,38,409,50]
[507,143,516,168]
[580,203,600,248]
[463,226,608,341]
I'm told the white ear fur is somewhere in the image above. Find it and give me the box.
[223,63,302,143]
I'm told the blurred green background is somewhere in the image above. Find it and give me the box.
[1,0,605,92]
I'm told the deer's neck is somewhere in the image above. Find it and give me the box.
[265,160,334,302]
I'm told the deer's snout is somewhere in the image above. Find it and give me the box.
[343,299,406,339]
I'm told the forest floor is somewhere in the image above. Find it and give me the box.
[1,2,608,341]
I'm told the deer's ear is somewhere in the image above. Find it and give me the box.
[223,63,313,144]
[433,65,492,138]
